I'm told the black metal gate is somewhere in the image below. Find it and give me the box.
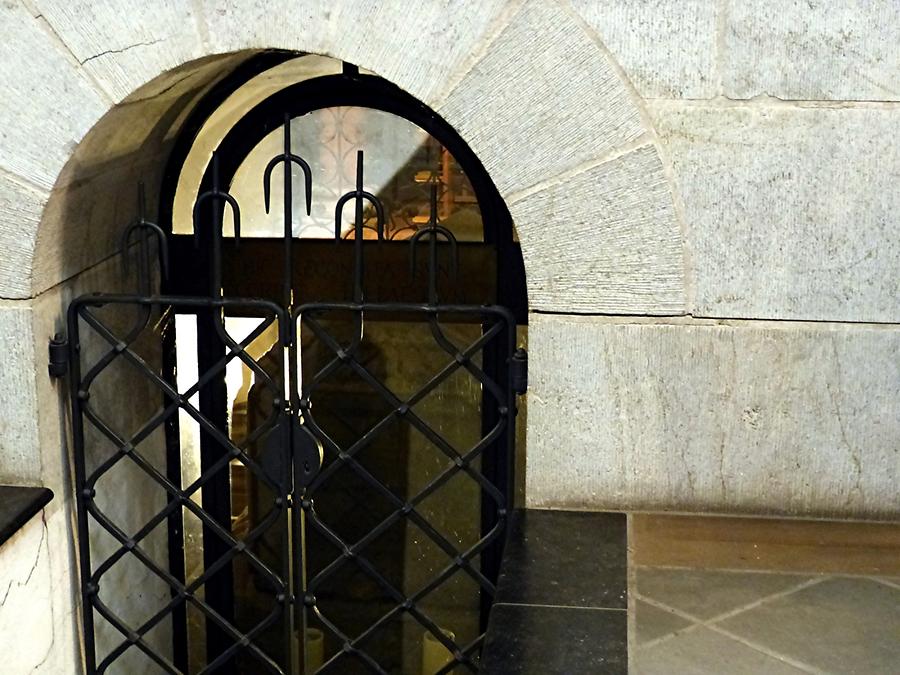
[64,115,525,674]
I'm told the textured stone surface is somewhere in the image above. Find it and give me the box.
[724,0,900,101]
[24,257,145,673]
[0,506,83,673]
[511,145,685,314]
[653,103,900,322]
[0,515,56,673]
[199,0,332,55]
[30,54,241,296]
[0,303,40,484]
[34,0,206,103]
[203,0,511,108]
[0,3,107,190]
[570,0,719,99]
[526,315,900,519]
[437,0,645,196]
[0,174,45,298]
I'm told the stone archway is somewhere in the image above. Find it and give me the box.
[0,3,683,670]
[2,0,685,491]
[1,1,684,307]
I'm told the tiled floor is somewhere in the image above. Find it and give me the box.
[630,567,900,674]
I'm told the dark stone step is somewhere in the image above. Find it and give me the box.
[481,509,627,674]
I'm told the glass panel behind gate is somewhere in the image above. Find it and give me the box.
[295,307,512,674]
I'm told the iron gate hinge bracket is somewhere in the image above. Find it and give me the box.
[48,334,69,378]
[511,347,528,395]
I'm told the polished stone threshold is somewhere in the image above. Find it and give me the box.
[0,485,53,546]
[481,509,627,674]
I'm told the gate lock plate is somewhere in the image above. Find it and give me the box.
[292,415,324,488]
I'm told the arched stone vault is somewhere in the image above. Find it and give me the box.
[0,0,686,313]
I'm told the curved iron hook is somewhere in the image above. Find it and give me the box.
[193,190,241,244]
[193,152,241,246]
[263,114,313,218]
[120,183,170,285]
[408,183,459,284]
[333,191,386,241]
[408,225,459,279]
[333,150,386,241]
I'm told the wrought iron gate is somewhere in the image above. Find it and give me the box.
[64,116,525,674]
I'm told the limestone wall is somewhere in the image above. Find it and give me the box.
[528,0,898,517]
[0,0,900,672]
[0,2,897,668]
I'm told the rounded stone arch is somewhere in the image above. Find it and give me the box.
[0,0,684,313]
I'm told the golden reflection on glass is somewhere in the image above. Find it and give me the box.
[225,107,483,244]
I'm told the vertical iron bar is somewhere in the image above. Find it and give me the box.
[162,309,189,672]
[354,150,365,303]
[262,116,314,671]
[281,120,299,673]
[428,184,438,305]
[281,115,294,312]
[477,318,510,631]
[67,306,97,674]
[196,307,236,672]
[481,175,518,633]
[195,155,236,671]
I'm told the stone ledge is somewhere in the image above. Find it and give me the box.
[0,485,53,547]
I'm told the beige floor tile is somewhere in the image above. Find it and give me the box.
[631,626,809,675]
[717,577,900,675]
[634,599,693,645]
[635,567,811,620]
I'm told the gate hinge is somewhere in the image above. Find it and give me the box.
[511,348,528,395]
[48,334,69,378]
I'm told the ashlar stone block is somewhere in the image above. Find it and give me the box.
[0,303,40,484]
[0,515,55,673]
[510,145,685,314]
[33,0,206,103]
[526,314,900,520]
[202,0,511,109]
[653,103,900,323]
[724,0,900,101]
[0,3,107,190]
[0,174,44,299]
[570,0,719,99]
[436,0,645,196]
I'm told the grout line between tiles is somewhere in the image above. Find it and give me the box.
[872,577,900,590]
[632,576,834,672]
[634,592,823,673]
[704,624,829,675]
[687,576,829,624]
[631,575,828,648]
[631,594,706,649]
